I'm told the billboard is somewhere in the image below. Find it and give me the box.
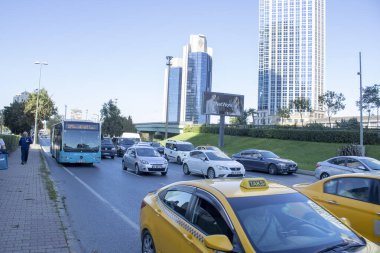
[202,92,244,116]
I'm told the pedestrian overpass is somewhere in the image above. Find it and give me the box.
[135,122,186,140]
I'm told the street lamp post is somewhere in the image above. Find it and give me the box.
[33,61,48,144]
[357,52,364,155]
[165,56,173,140]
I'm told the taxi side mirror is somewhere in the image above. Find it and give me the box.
[204,235,233,252]
[340,217,351,227]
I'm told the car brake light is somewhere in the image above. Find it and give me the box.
[140,200,147,209]
[316,163,321,168]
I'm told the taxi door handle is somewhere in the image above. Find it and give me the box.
[183,233,193,243]
[327,200,339,205]
[154,208,161,217]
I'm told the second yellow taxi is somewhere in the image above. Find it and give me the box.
[140,178,379,253]
[294,173,380,244]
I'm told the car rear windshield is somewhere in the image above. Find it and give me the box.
[176,144,194,151]
[360,157,380,170]
[228,193,364,253]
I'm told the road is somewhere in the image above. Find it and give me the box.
[39,138,317,253]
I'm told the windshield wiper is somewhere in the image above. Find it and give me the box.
[318,240,365,252]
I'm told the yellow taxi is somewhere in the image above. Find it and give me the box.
[140,178,379,253]
[294,173,380,244]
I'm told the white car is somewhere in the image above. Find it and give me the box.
[164,140,194,164]
[315,155,380,180]
[182,150,245,179]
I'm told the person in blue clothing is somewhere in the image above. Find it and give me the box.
[19,131,33,165]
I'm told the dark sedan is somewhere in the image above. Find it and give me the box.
[101,138,116,159]
[232,149,297,175]
[149,142,164,155]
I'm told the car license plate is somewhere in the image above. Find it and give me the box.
[231,171,240,174]
[152,165,162,168]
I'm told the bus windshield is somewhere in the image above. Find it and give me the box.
[63,130,100,152]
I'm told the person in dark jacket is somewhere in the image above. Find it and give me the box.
[19,131,33,165]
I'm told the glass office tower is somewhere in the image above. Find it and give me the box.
[257,0,325,125]
[163,58,182,122]
[181,35,213,124]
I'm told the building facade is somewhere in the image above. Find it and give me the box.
[164,34,213,124]
[163,58,183,123]
[257,0,325,125]
[13,91,30,103]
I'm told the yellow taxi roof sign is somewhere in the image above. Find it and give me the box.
[240,178,269,190]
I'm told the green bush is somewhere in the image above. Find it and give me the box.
[337,144,364,156]
[0,134,20,152]
[184,125,380,145]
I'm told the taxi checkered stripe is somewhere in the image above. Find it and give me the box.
[156,196,205,243]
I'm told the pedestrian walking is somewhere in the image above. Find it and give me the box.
[19,131,33,165]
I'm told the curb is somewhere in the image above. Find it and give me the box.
[39,145,82,253]
[295,168,315,176]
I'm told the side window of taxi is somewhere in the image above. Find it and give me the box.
[324,178,371,203]
[192,198,233,241]
[162,190,192,218]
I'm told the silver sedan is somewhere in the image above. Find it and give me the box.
[314,156,380,179]
[122,146,168,176]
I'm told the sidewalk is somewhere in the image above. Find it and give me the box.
[0,145,70,253]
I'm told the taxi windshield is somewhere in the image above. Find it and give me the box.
[228,193,364,253]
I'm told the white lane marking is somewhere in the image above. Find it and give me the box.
[124,170,142,177]
[62,166,139,231]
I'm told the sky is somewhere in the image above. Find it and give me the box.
[1,0,379,123]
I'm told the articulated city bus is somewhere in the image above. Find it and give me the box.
[51,120,101,164]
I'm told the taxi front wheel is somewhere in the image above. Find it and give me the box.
[142,230,156,253]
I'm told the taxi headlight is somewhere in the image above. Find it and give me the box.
[111,147,116,151]
[164,160,168,164]
[277,163,286,168]
[140,160,149,164]
[120,146,126,150]
[217,165,229,171]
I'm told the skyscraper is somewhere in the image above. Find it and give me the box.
[163,58,182,123]
[164,34,213,124]
[257,0,325,125]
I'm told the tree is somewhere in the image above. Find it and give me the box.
[318,91,346,128]
[356,85,379,127]
[47,114,63,131]
[24,88,58,129]
[100,99,136,136]
[230,110,248,125]
[246,108,258,125]
[3,101,34,134]
[290,97,312,127]
[277,107,290,125]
